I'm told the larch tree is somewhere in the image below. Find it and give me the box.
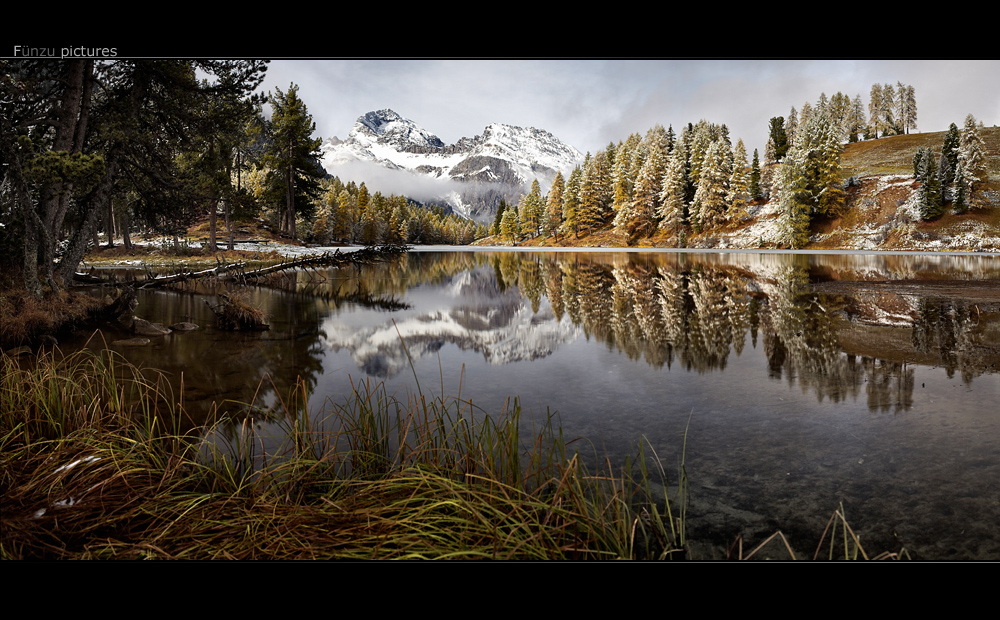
[658,146,688,246]
[785,107,798,147]
[561,164,583,239]
[778,111,846,248]
[578,150,611,235]
[544,171,565,239]
[869,83,887,138]
[727,138,751,220]
[691,139,730,231]
[848,94,867,142]
[519,178,544,238]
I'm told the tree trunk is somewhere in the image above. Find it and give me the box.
[209,198,218,252]
[225,199,234,251]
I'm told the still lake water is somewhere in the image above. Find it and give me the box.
[74,248,1000,559]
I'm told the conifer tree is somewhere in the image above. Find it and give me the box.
[915,147,943,220]
[749,148,762,200]
[561,165,583,238]
[799,101,813,133]
[544,171,565,239]
[520,179,543,238]
[263,83,323,239]
[500,205,519,245]
[612,133,641,217]
[767,117,788,161]
[692,140,730,231]
[940,123,961,187]
[778,111,845,248]
[785,108,798,147]
[958,113,987,206]
[658,147,687,246]
[727,138,751,220]
[848,94,866,142]
[952,159,969,214]
[868,84,885,138]
[579,150,610,235]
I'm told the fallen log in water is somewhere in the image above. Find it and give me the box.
[228,245,409,284]
[74,244,409,289]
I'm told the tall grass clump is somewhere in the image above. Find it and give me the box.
[1,346,686,560]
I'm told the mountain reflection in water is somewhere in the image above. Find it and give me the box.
[77,250,999,559]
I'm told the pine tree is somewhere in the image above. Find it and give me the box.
[767,117,788,161]
[263,83,323,239]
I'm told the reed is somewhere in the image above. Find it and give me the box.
[1,346,686,560]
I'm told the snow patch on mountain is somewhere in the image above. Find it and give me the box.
[321,109,584,221]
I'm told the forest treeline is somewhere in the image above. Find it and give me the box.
[2,60,993,302]
[498,83,991,250]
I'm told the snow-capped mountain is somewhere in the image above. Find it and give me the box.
[320,109,584,222]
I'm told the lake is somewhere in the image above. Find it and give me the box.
[70,248,1000,560]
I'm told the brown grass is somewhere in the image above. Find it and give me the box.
[0,287,103,349]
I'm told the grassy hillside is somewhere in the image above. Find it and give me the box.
[841,126,1000,182]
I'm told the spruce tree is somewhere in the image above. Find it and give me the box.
[958,113,987,206]
[940,123,961,187]
[916,147,943,220]
[749,148,762,200]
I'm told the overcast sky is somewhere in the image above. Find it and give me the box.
[257,59,1000,160]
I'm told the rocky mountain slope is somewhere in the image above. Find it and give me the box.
[320,109,583,222]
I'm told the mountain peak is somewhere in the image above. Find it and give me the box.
[352,109,444,149]
[323,109,584,222]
